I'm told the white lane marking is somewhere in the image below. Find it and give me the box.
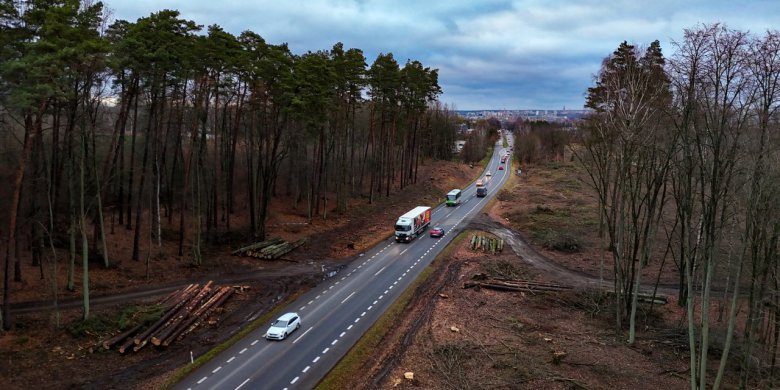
[374,265,388,276]
[347,325,353,330]
[239,348,247,354]
[335,281,340,285]
[197,377,207,384]
[361,311,366,317]
[212,366,222,373]
[389,285,393,290]
[251,339,258,346]
[323,348,330,354]
[303,366,310,373]
[378,295,384,299]
[291,377,299,384]
[384,290,389,294]
[331,339,338,345]
[313,356,320,363]
[401,248,408,255]
[341,291,356,304]
[355,317,361,323]
[393,281,398,285]
[368,305,373,310]
[235,378,250,390]
[398,276,403,281]
[341,277,346,280]
[340,331,346,337]
[227,356,236,363]
[373,300,378,305]
[299,306,305,311]
[293,327,313,343]
[308,300,314,305]
[329,285,335,289]
[316,295,321,299]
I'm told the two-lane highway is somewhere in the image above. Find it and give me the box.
[176,136,514,390]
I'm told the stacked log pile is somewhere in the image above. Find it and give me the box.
[464,276,571,293]
[100,282,236,353]
[470,235,504,253]
[232,238,306,260]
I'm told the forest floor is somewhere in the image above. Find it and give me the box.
[0,155,744,389]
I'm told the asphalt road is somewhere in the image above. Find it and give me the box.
[175,136,513,390]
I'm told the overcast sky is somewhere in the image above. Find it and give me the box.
[106,0,778,110]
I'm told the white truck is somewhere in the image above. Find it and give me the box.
[394,206,432,243]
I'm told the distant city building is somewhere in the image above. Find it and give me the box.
[457,109,590,123]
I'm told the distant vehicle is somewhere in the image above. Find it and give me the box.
[429,226,445,238]
[395,206,432,243]
[486,171,492,177]
[446,189,462,206]
[499,165,504,170]
[266,312,301,340]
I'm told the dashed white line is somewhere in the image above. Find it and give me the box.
[331,339,338,346]
[303,366,311,373]
[374,265,388,276]
[227,356,236,363]
[235,378,250,390]
[341,291,356,304]
[323,347,330,354]
[313,356,320,363]
[389,285,393,290]
[379,295,384,299]
[291,376,300,384]
[347,324,353,330]
[373,300,378,305]
[239,348,247,354]
[393,281,398,285]
[355,317,361,323]
[368,305,373,310]
[361,311,366,317]
[384,290,389,294]
[251,340,259,346]
[329,285,335,289]
[212,366,222,373]
[197,377,207,384]
[340,331,346,338]
[308,300,314,305]
[299,306,305,311]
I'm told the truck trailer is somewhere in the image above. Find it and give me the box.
[476,180,487,197]
[395,206,432,243]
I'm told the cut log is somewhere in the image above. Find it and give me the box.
[134,283,202,345]
[232,238,285,255]
[118,335,137,354]
[163,287,234,346]
[176,287,234,342]
[151,282,214,346]
[158,287,226,346]
[101,323,143,350]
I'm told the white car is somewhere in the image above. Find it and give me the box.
[266,312,301,340]
[486,171,492,177]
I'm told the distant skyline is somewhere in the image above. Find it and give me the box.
[107,1,778,110]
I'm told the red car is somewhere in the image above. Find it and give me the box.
[429,226,444,238]
[498,165,504,170]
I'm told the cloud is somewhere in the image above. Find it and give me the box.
[106,0,780,110]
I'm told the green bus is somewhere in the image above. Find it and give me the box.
[446,189,462,206]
